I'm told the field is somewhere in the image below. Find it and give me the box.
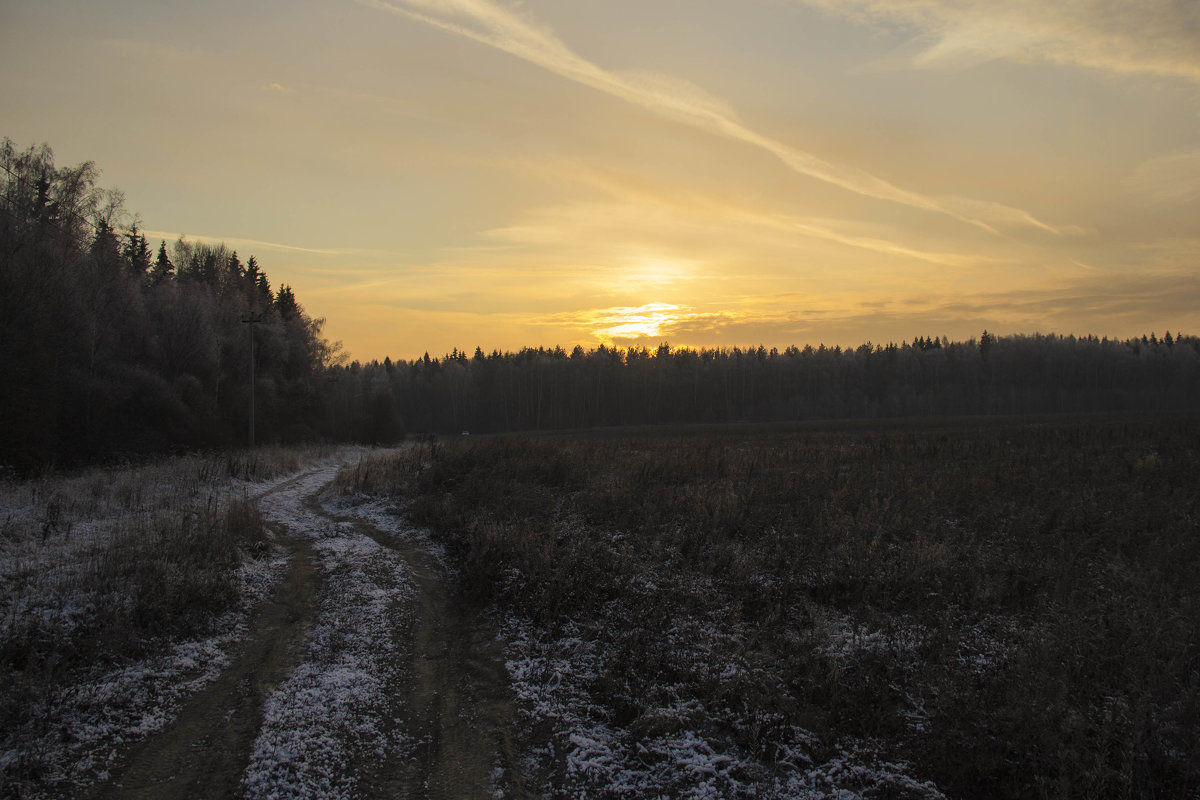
[2,414,1197,798]
[346,412,1200,798]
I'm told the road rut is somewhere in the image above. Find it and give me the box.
[91,463,523,798]
[92,531,317,797]
[332,511,526,799]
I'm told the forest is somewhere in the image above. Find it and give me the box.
[0,139,335,472]
[3,138,1200,472]
[329,330,1200,442]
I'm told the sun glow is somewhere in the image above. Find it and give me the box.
[7,0,1198,361]
[592,302,686,340]
[620,255,697,292]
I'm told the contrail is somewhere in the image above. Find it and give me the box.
[360,0,1071,235]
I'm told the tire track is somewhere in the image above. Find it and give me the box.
[91,536,316,799]
[89,468,332,800]
[324,508,526,800]
[88,464,525,798]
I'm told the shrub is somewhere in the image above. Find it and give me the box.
[377,414,1200,798]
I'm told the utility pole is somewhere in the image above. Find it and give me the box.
[325,374,340,441]
[241,313,262,447]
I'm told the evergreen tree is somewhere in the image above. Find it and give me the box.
[979,329,995,360]
[123,225,152,275]
[90,219,122,266]
[256,271,272,306]
[245,255,262,303]
[0,139,338,470]
[275,284,298,317]
[151,240,174,284]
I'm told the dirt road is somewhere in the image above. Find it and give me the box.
[91,465,522,798]
[90,537,316,800]
[332,512,525,799]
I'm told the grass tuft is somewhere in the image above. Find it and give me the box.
[0,447,304,794]
[373,414,1200,798]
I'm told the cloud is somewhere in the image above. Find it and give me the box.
[929,271,1200,326]
[98,38,208,63]
[262,82,297,95]
[1125,148,1200,205]
[142,230,398,258]
[360,0,1070,234]
[536,303,744,344]
[732,208,995,266]
[799,0,1200,82]
[486,160,998,269]
[327,256,1200,358]
[532,263,1200,348]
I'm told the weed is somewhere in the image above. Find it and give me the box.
[0,446,304,794]
[379,413,1200,798]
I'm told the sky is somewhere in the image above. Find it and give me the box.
[3,0,1199,361]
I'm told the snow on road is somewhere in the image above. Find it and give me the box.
[0,451,520,800]
[242,469,417,799]
[3,458,440,799]
[0,464,306,798]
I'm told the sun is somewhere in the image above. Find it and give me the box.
[593,303,685,340]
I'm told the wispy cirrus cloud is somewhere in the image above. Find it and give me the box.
[142,230,399,258]
[359,0,1071,235]
[552,267,1200,348]
[1125,148,1200,205]
[486,160,996,269]
[799,0,1200,81]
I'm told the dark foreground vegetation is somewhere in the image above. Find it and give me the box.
[348,413,1200,798]
[0,449,303,793]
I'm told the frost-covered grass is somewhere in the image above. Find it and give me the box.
[0,447,320,797]
[380,414,1200,799]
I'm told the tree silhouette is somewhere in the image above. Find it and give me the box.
[0,138,337,472]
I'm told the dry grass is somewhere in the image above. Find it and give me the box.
[0,446,311,793]
[375,414,1200,798]
[328,444,427,498]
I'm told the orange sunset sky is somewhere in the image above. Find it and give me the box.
[3,0,1199,361]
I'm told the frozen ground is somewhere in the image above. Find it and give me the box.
[498,615,947,799]
[2,453,523,799]
[4,451,955,798]
[0,459,307,797]
[241,471,419,799]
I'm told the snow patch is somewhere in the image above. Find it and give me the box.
[241,487,417,799]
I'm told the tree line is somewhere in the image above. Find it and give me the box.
[326,332,1200,442]
[1,139,335,472]
[3,138,1198,470]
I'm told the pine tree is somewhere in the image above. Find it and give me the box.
[979,329,995,360]
[245,255,262,302]
[123,228,152,275]
[90,219,122,270]
[256,271,272,306]
[274,284,299,317]
[151,240,174,284]
[226,250,243,279]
